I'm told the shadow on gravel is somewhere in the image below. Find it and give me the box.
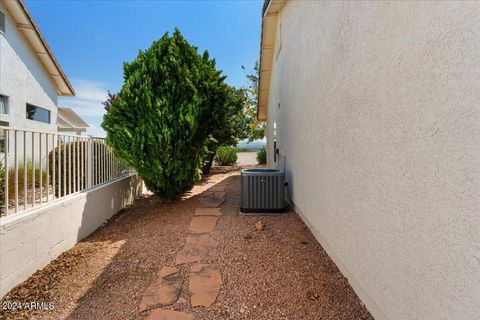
[63,174,234,320]
[219,175,241,216]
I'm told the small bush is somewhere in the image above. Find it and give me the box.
[214,146,237,166]
[48,140,114,196]
[49,141,85,197]
[256,148,267,164]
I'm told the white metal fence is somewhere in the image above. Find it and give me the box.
[0,127,133,216]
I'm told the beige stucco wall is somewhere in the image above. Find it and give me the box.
[266,2,480,319]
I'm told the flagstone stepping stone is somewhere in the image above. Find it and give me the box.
[198,196,224,207]
[175,234,218,265]
[139,267,183,312]
[209,185,225,192]
[200,191,225,198]
[189,264,222,308]
[147,309,195,320]
[194,207,222,216]
[189,216,219,233]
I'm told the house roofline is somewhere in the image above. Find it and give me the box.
[58,107,90,130]
[257,0,285,121]
[262,0,271,16]
[3,0,75,96]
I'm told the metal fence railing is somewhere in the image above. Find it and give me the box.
[0,127,133,217]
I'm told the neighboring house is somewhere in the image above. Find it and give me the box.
[0,0,89,163]
[259,1,479,320]
[0,0,75,132]
[58,107,89,135]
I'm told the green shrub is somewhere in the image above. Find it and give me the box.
[256,148,267,164]
[102,29,229,202]
[48,140,114,196]
[215,146,237,166]
[49,141,85,197]
[202,86,249,174]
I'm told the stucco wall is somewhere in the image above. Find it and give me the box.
[266,2,480,319]
[0,175,143,297]
[0,2,58,132]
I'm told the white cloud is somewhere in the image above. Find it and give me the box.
[59,79,109,118]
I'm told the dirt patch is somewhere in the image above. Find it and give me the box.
[0,170,373,320]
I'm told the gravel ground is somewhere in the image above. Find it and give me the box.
[0,171,373,320]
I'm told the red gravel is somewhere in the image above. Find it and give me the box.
[0,170,373,320]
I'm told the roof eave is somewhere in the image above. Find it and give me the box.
[257,0,285,121]
[58,107,89,128]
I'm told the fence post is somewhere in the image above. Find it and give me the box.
[87,136,93,188]
[3,129,8,216]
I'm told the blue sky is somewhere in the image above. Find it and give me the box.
[26,0,263,137]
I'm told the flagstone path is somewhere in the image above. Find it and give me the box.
[147,309,195,320]
[188,216,219,233]
[197,196,224,208]
[139,267,183,312]
[174,234,218,265]
[189,264,222,308]
[0,170,374,320]
[194,207,222,216]
[139,183,227,319]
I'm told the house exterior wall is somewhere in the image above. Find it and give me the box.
[266,2,480,320]
[0,2,58,133]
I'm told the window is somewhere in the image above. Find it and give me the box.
[0,95,7,114]
[26,104,50,123]
[0,10,5,34]
[0,122,8,151]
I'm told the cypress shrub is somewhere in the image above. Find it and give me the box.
[102,29,229,202]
